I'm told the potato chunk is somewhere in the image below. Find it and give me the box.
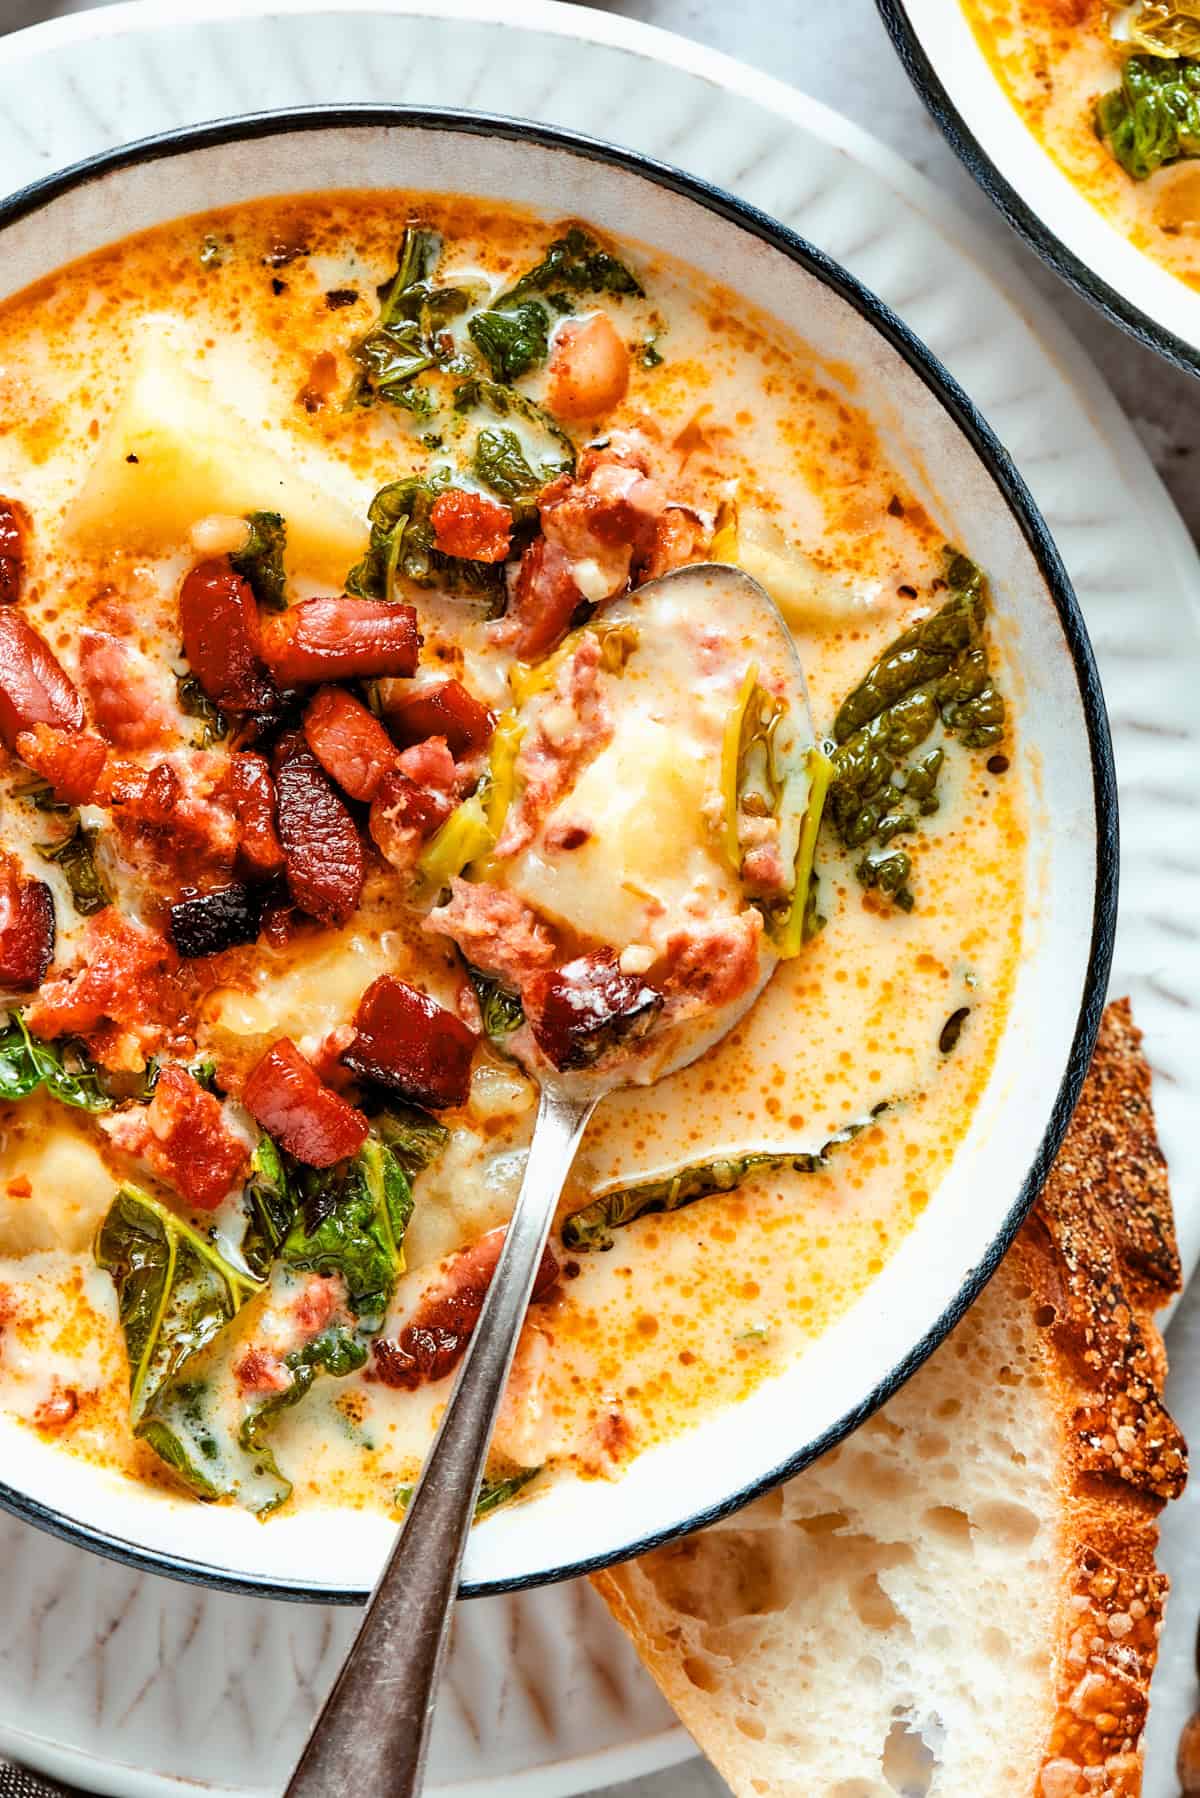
[0,1102,117,1255]
[67,343,367,584]
[505,716,724,949]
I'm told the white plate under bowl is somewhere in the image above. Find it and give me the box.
[878,0,1200,376]
[0,101,1114,1606]
[0,6,1196,1796]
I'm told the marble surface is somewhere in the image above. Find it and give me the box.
[1,2,1198,1796]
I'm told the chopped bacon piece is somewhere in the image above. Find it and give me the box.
[0,853,55,991]
[234,1347,290,1395]
[297,350,339,414]
[26,909,190,1068]
[495,634,611,859]
[235,1274,342,1392]
[105,1064,249,1210]
[273,732,365,925]
[504,445,676,662]
[179,558,280,715]
[371,1227,559,1391]
[365,736,459,873]
[525,951,662,1071]
[303,686,398,803]
[425,878,556,989]
[508,535,583,662]
[224,752,285,879]
[0,610,84,749]
[292,1273,342,1334]
[243,1037,368,1168]
[368,768,453,873]
[33,1384,79,1432]
[105,754,239,894]
[342,975,476,1109]
[381,678,495,757]
[78,630,177,750]
[542,445,664,565]
[92,753,149,808]
[0,498,28,607]
[546,313,630,420]
[14,722,108,806]
[662,912,764,1010]
[430,489,513,563]
[641,506,708,582]
[169,883,262,959]
[260,596,421,685]
[396,735,458,800]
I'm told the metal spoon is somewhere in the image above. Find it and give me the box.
[283,565,814,1798]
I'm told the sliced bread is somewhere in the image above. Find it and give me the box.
[593,999,1187,1797]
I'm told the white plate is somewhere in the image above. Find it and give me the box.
[878,0,1200,375]
[0,3,1196,1794]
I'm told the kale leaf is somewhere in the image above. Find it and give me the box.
[826,551,1005,911]
[454,375,576,479]
[0,1013,114,1113]
[1096,54,1200,179]
[346,472,506,611]
[282,1135,414,1332]
[235,1325,370,1515]
[472,427,543,514]
[230,511,288,611]
[562,1109,887,1252]
[37,821,109,916]
[136,1309,368,1515]
[466,963,525,1044]
[239,1133,296,1282]
[176,672,228,746]
[100,1111,449,1510]
[95,1183,263,1428]
[498,225,644,305]
[349,228,477,408]
[351,227,442,403]
[372,1103,450,1177]
[394,1465,540,1520]
[468,300,550,383]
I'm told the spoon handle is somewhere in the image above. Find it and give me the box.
[284,1083,597,1798]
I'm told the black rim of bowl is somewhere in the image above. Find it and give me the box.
[0,103,1119,1605]
[876,0,1200,380]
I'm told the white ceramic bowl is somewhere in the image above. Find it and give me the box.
[0,107,1116,1603]
[878,0,1200,375]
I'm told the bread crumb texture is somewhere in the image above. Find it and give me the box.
[594,999,1187,1797]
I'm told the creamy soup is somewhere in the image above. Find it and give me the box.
[0,194,1023,1522]
[966,0,1200,288]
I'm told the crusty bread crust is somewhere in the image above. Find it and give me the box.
[594,999,1186,1798]
[1024,999,1184,1796]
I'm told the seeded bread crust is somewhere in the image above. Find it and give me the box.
[1027,998,1183,1796]
[594,999,1186,1798]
